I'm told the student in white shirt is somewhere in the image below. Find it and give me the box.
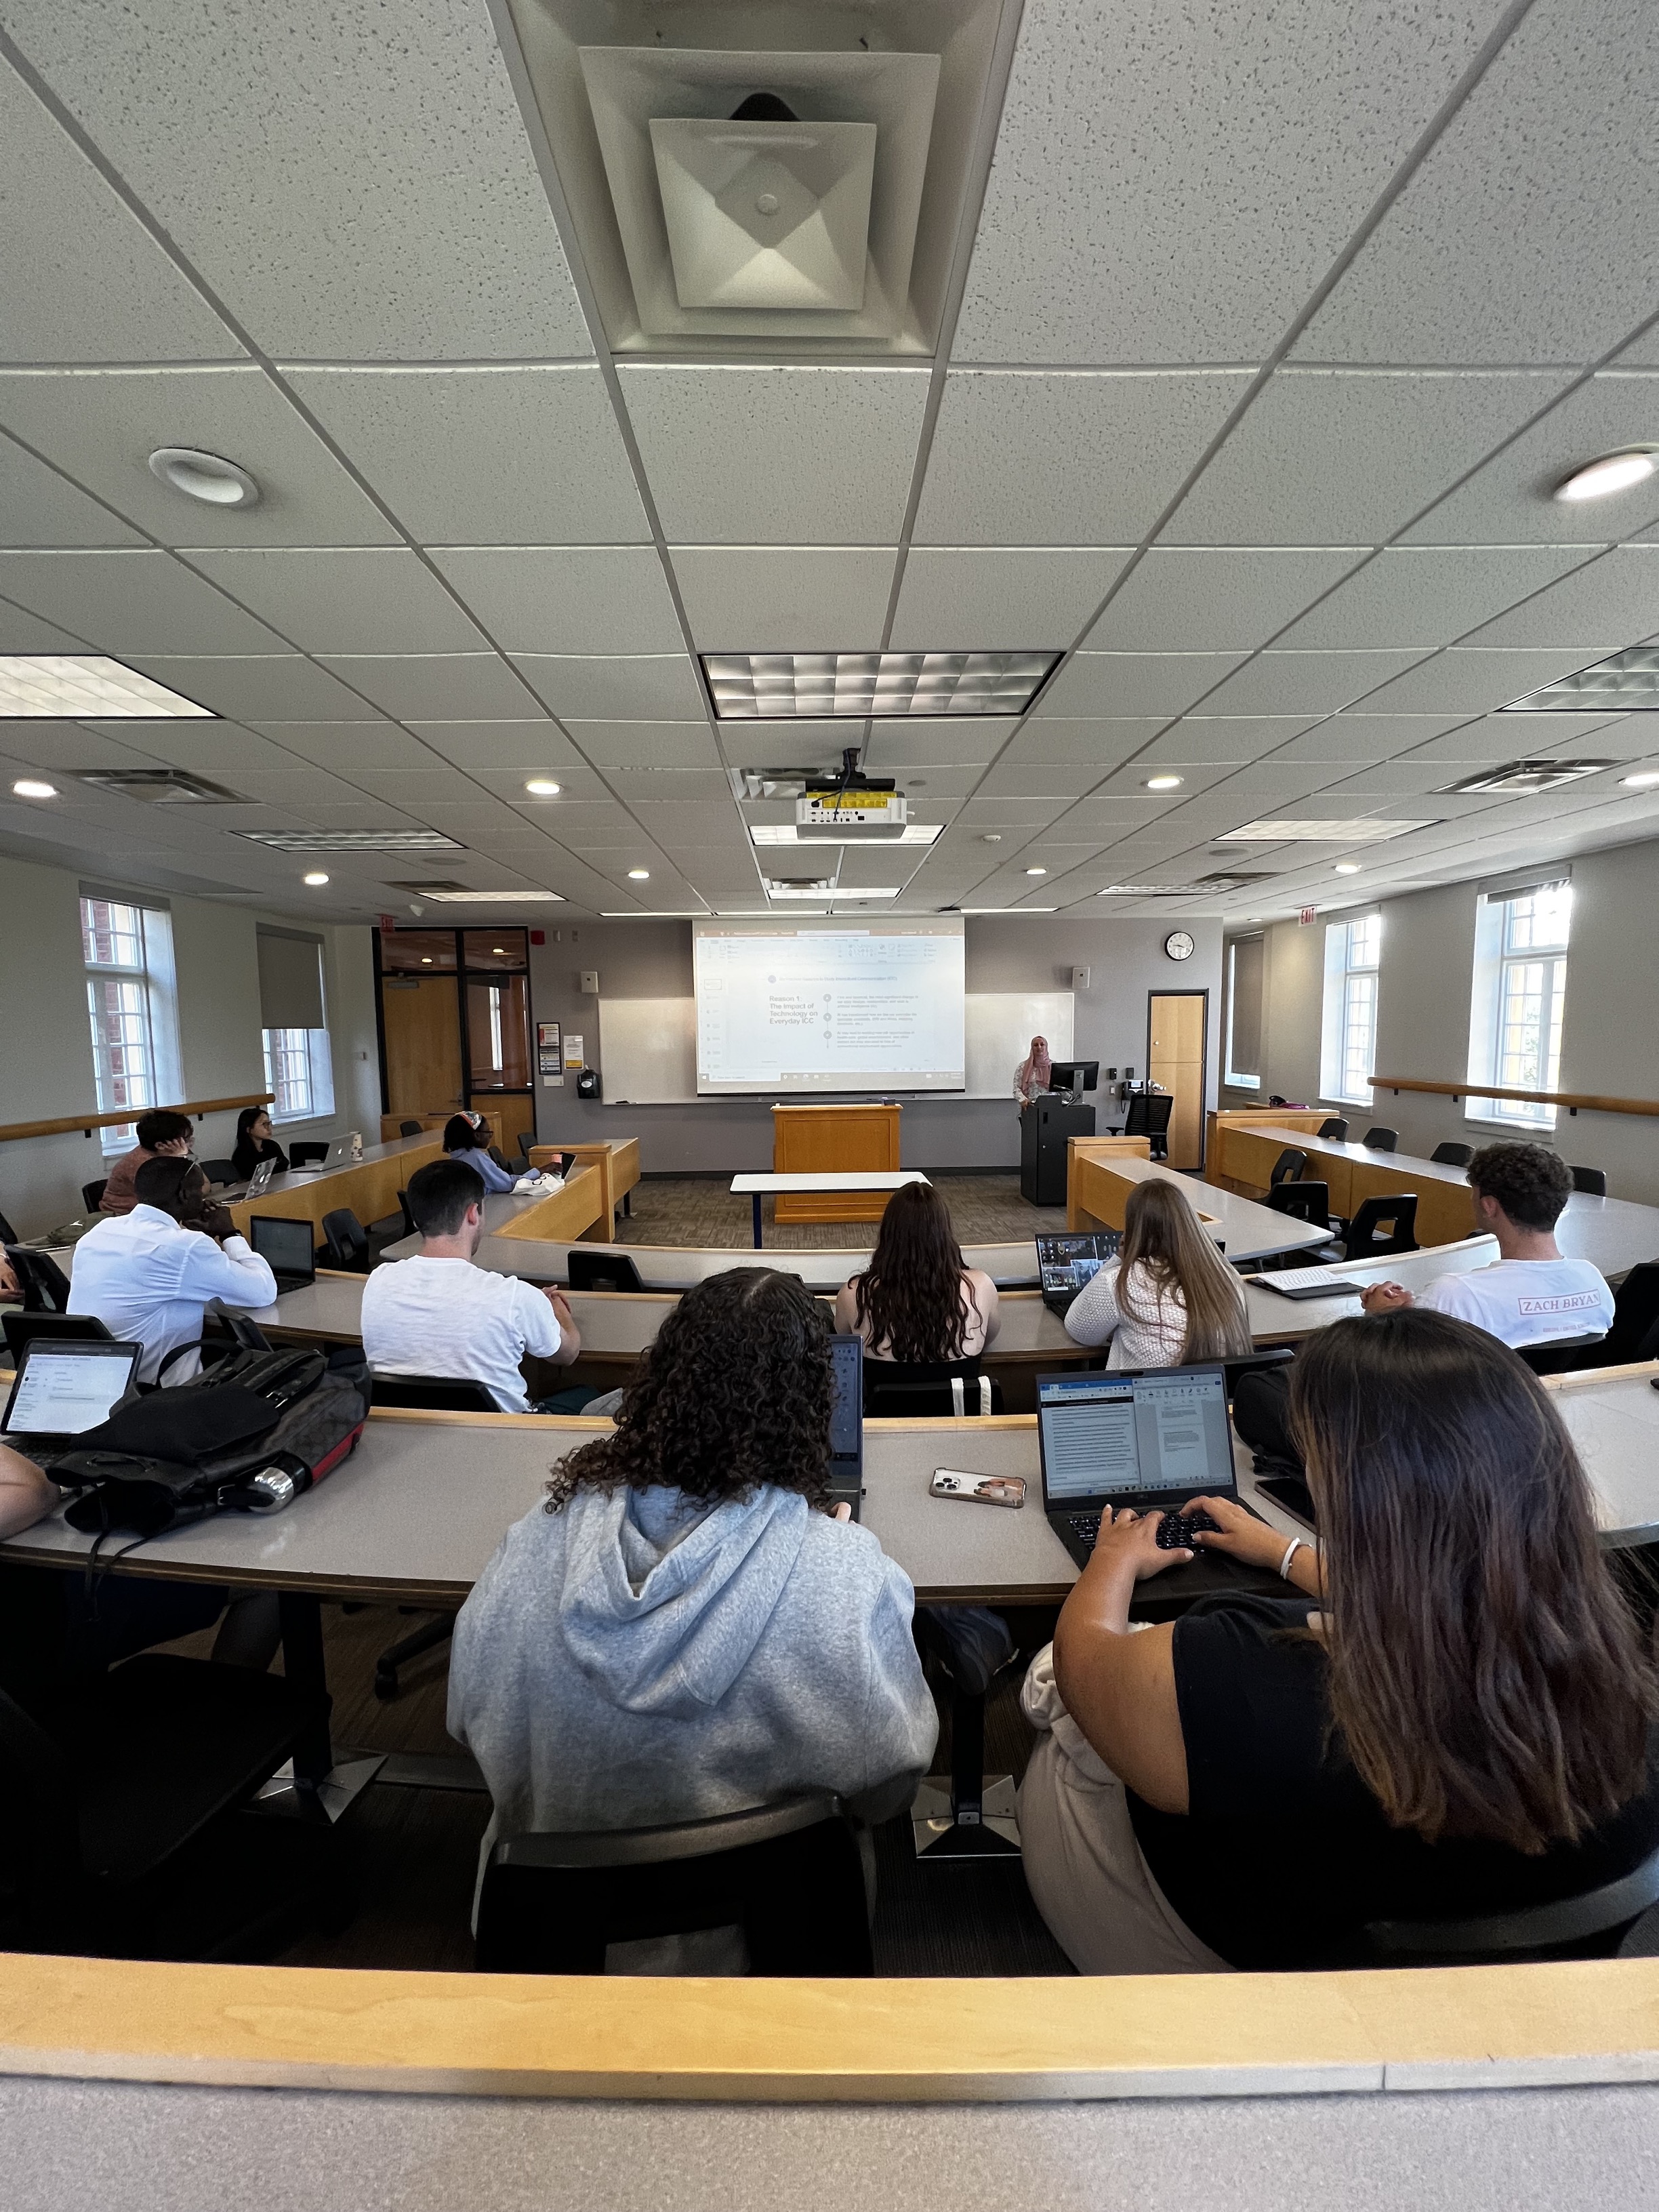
[361,1157,586,1413]
[68,1157,279,1385]
[1065,1179,1252,1368]
[1360,1141,1613,1348]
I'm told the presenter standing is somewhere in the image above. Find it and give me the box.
[1014,1035,1052,1111]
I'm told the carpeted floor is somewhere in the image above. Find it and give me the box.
[613,1171,1066,1250]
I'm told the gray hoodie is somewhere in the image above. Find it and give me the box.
[448,1481,938,1845]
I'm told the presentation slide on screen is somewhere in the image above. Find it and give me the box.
[693,918,966,1094]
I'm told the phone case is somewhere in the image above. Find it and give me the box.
[931,1470,1025,1509]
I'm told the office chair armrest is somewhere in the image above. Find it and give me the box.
[1364,1843,1659,1956]
[492,1790,845,1870]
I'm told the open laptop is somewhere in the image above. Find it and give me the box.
[249,1214,317,1296]
[1036,1362,1240,1569]
[825,1332,863,1521]
[245,1155,278,1199]
[1,1338,142,1465]
[1036,1229,1122,1315]
[287,1135,352,1176]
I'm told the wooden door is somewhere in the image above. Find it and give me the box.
[1147,991,1208,1172]
[382,977,464,1120]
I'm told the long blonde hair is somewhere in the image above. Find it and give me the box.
[1116,1179,1251,1361]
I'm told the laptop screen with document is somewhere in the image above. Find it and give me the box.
[3,1340,141,1438]
[1038,1366,1234,1504]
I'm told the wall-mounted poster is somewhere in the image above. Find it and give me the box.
[537,1021,562,1087]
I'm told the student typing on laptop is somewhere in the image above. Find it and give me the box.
[1063,1180,1251,1367]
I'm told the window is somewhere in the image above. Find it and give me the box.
[1319,914,1381,1105]
[257,930,334,1124]
[1224,936,1263,1089]
[1469,881,1571,1128]
[80,894,180,1153]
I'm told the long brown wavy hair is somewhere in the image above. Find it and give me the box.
[849,1181,980,1364]
[1291,1309,1656,1853]
[546,1268,833,1513]
[1115,1179,1251,1361]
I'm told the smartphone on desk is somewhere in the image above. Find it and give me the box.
[931,1469,1025,1509]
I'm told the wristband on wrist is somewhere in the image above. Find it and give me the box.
[1278,1536,1308,1582]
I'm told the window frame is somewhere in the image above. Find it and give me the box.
[1469,882,1571,1131]
[80,893,181,1153]
[1318,912,1382,1107]
[1223,935,1263,1091]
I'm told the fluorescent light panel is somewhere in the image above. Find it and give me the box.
[750,821,941,845]
[0,655,214,718]
[417,889,566,903]
[704,651,1058,718]
[1218,819,1431,842]
[237,828,464,852]
[1503,646,1659,712]
[768,885,899,899]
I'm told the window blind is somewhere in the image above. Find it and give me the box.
[257,930,325,1031]
[1228,935,1263,1077]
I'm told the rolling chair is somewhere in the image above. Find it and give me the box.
[912,1605,1020,1861]
[1269,1147,1308,1187]
[1545,1263,1659,1372]
[5,1246,73,1313]
[474,1793,872,1977]
[398,1120,424,1138]
[288,1142,329,1168]
[1121,1092,1175,1160]
[488,1145,511,1171]
[864,1358,1003,1419]
[1347,1841,1659,1969]
[567,1250,645,1294]
[396,1187,417,1242]
[198,1159,237,1187]
[1517,1335,1608,1376]
[1570,1165,1608,1196]
[1430,1142,1474,1167]
[3,1310,112,1366]
[1252,1182,1332,1269]
[321,1206,401,1273]
[367,1372,500,1696]
[1361,1127,1399,1152]
[1337,1193,1418,1261]
[1316,1118,1349,1141]
[81,1179,107,1212]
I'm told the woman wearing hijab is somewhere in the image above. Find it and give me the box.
[1014,1034,1052,1110]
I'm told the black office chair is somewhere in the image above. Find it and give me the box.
[1591,1264,1659,1368]
[398,1120,424,1138]
[912,1606,1019,1862]
[865,1358,1003,1419]
[5,1246,73,1313]
[396,1187,417,1241]
[1265,1179,1330,1227]
[1222,1346,1296,1399]
[0,1653,348,1961]
[1339,1193,1418,1261]
[1430,1142,1474,1167]
[1269,1147,1308,1187]
[567,1250,645,1294]
[0,1207,18,1246]
[1349,1841,1659,1969]
[488,1144,510,1170]
[1570,1165,1608,1196]
[198,1158,237,1187]
[288,1141,329,1168]
[475,1793,873,1976]
[321,1206,401,1272]
[1122,1092,1176,1160]
[1361,1127,1399,1152]
[81,1179,107,1212]
[3,1310,113,1366]
[1316,1118,1349,1141]
[1517,1335,1608,1376]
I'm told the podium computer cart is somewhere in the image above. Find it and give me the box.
[1020,1095,1096,1208]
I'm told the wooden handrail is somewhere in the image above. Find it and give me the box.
[1370,1077,1659,1120]
[0,1092,273,1143]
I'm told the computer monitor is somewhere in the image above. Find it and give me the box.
[1048,1060,1099,1093]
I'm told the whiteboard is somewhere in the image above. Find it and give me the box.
[964,992,1074,1099]
[596,996,697,1105]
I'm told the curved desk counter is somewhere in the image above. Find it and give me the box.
[226,1132,443,1239]
[1065,1146,1334,1263]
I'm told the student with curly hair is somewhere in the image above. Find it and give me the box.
[834,1180,999,1364]
[448,1268,937,1849]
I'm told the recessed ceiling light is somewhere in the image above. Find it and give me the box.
[1145,774,1183,791]
[702,650,1059,719]
[12,777,57,798]
[148,446,260,508]
[422,956,433,964]
[981,833,1002,844]
[302,870,330,886]
[1621,769,1659,787]
[1551,449,1657,504]
[1333,863,1361,875]
[628,868,650,880]
[0,655,213,719]
[524,778,562,797]
[1025,865,1047,876]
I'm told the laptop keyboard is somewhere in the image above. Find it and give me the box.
[1065,1507,1221,1552]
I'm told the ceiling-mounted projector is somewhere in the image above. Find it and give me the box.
[796,751,907,840]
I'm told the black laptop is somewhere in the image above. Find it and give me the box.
[826,1332,863,1520]
[1035,1229,1122,1315]
[249,1214,317,1296]
[1036,1361,1240,1569]
[1,1337,143,1466]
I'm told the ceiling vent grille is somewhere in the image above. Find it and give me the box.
[73,767,245,804]
[1438,758,1622,794]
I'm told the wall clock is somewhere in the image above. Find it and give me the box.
[1164,930,1195,962]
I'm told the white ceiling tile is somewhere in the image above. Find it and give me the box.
[889,549,1133,651]
[619,369,928,544]
[119,655,382,722]
[916,373,1250,545]
[1275,546,1603,650]
[1357,646,1608,715]
[0,550,284,654]
[1166,371,1574,544]
[1083,549,1366,652]
[717,724,860,772]
[315,654,544,722]
[997,718,1167,765]
[96,722,303,773]
[1142,717,1322,763]
[564,720,722,771]
[956,796,1081,828]
[286,368,645,546]
[0,720,160,770]
[0,57,241,364]
[0,600,86,651]
[882,766,984,800]
[3,0,590,359]
[0,434,140,548]
[1270,713,1473,760]
[259,724,439,771]
[629,802,743,844]
[670,547,896,650]
[1318,760,1500,798]
[1035,651,1247,718]
[1460,546,1659,650]
[403,722,578,771]
[951,0,1501,364]
[429,548,682,655]
[1292,2,1659,366]
[185,549,485,654]
[1198,650,1427,716]
[600,770,735,805]
[861,722,1015,768]
[1404,711,1633,761]
[972,761,1101,799]
[515,655,706,722]
[481,764,611,804]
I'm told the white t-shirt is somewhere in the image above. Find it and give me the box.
[1417,1257,1615,1349]
[360,1256,562,1412]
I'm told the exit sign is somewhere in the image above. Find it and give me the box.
[1298,905,1316,926]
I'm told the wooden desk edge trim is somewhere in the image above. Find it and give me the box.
[1372,1076,1659,1119]
[1,1954,1656,2104]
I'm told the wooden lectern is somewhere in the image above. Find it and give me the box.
[771,1103,901,1224]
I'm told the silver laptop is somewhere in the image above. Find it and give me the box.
[245,1155,277,1197]
[289,1134,352,1175]
[1,1337,143,1465]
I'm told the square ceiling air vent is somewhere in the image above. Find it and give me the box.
[1439,759,1622,794]
[1189,870,1278,889]
[74,767,245,804]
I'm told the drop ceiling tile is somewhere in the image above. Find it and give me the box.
[1198,650,1427,716]
[1404,711,1633,761]
[427,548,683,656]
[0,550,284,654]
[286,368,645,545]
[950,0,1498,365]
[1270,713,1471,761]
[514,656,706,722]
[915,373,1250,546]
[1083,550,1366,653]
[1319,760,1509,798]
[1090,761,1244,798]
[618,369,928,544]
[1168,371,1573,545]
[0,600,86,651]
[316,654,546,722]
[1275,546,1602,649]
[184,549,487,655]
[629,802,745,843]
[599,770,735,805]
[1357,646,1605,715]
[0,721,161,771]
[1461,546,1659,650]
[1292,1,1659,366]
[0,58,241,364]
[260,724,439,771]
[955,797,1076,829]
[884,767,985,800]
[972,761,1103,799]
[115,656,380,722]
[669,547,896,650]
[87,722,295,773]
[404,722,579,772]
[889,549,1134,651]
[861,723,1015,768]
[1402,369,1659,545]
[4,0,590,359]
[1143,716,1322,763]
[719,725,859,773]
[0,435,140,548]
[564,720,722,771]
[489,764,613,804]
[998,718,1168,765]
[1034,652,1247,719]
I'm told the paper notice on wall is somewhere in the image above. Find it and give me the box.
[564,1033,585,1069]
[537,1021,562,1086]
